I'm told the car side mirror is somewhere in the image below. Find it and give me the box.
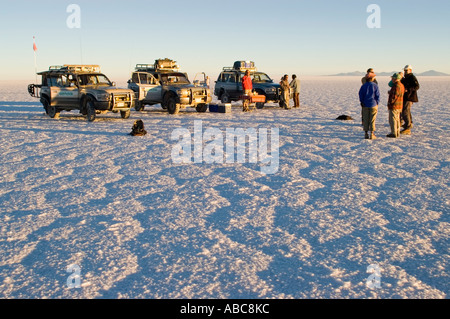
[112,81,116,87]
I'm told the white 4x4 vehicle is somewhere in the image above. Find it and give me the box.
[28,65,135,121]
[128,59,212,114]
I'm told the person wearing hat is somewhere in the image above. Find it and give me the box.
[361,68,379,85]
[387,73,405,138]
[400,65,420,134]
[361,68,378,125]
[359,76,380,139]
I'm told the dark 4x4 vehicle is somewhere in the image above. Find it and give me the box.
[128,59,212,115]
[28,65,134,121]
[214,61,281,108]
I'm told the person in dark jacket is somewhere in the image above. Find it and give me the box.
[290,74,300,108]
[359,77,380,139]
[400,65,420,134]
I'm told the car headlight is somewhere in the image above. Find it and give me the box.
[96,93,110,101]
[177,89,190,97]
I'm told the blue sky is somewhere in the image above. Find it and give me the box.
[1,0,449,82]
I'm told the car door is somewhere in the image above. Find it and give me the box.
[49,74,78,107]
[227,72,241,99]
[143,73,162,103]
[221,72,232,95]
[58,74,79,107]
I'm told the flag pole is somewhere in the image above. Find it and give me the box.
[33,36,38,83]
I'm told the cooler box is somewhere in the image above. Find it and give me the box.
[241,95,266,103]
[250,95,266,103]
[209,103,231,113]
[209,104,219,112]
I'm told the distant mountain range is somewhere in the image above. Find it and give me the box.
[331,70,450,76]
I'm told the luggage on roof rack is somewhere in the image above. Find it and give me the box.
[64,65,101,73]
[135,59,180,72]
[233,61,256,72]
[154,58,179,70]
[46,65,101,73]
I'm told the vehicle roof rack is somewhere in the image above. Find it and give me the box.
[222,66,257,72]
[44,65,101,73]
[222,61,257,72]
[64,65,101,73]
[135,64,156,71]
[49,65,65,71]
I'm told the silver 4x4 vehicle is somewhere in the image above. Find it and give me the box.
[28,65,134,121]
[214,61,282,108]
[128,59,212,114]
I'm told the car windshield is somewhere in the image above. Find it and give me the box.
[160,73,190,84]
[251,72,273,83]
[78,74,112,86]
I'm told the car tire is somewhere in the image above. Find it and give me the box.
[121,109,131,119]
[40,97,50,115]
[220,91,230,103]
[256,102,265,109]
[47,103,60,119]
[166,96,180,115]
[135,101,144,111]
[85,98,96,122]
[196,103,208,113]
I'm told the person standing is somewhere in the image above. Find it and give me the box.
[280,74,291,109]
[400,65,420,135]
[242,70,253,112]
[290,74,300,108]
[359,76,380,139]
[242,70,253,95]
[361,68,378,85]
[387,73,405,138]
[361,68,378,125]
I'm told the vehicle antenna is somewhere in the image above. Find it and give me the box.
[79,33,83,65]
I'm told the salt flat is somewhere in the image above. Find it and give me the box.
[0,76,448,298]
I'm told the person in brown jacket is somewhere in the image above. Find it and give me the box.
[280,75,291,109]
[386,73,405,138]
